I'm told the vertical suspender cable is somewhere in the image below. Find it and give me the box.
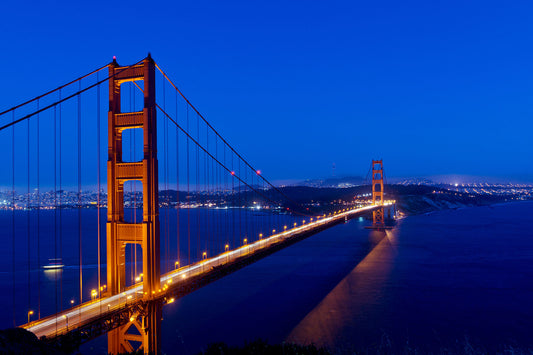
[176,90,180,267]
[238,160,241,245]
[37,99,41,319]
[196,113,200,260]
[130,84,134,283]
[54,104,58,332]
[186,105,190,267]
[215,137,218,251]
[133,81,137,281]
[232,154,235,248]
[78,81,82,313]
[97,72,101,299]
[12,111,16,327]
[224,145,228,249]
[59,89,63,310]
[27,106,31,316]
[164,81,169,272]
[205,123,209,254]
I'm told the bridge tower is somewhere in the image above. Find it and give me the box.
[371,160,385,227]
[106,55,161,354]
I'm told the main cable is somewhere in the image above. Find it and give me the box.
[154,63,311,216]
[0,59,145,132]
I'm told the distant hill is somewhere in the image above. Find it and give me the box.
[298,176,365,188]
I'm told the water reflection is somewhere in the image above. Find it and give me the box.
[43,268,63,281]
[287,227,399,349]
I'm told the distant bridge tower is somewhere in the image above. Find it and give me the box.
[106,55,161,354]
[371,160,385,228]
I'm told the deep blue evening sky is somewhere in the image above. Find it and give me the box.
[1,0,532,183]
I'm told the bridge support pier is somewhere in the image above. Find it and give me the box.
[107,55,161,354]
[108,301,162,354]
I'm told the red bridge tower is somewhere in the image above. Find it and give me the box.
[106,55,161,354]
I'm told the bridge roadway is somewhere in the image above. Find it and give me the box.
[23,204,390,340]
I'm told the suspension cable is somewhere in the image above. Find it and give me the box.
[0,63,110,118]
[77,81,82,317]
[155,103,310,217]
[0,59,145,132]
[11,110,16,327]
[154,63,310,214]
[96,71,102,300]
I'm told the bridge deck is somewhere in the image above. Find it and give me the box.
[23,204,389,340]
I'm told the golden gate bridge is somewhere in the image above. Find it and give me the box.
[0,54,393,354]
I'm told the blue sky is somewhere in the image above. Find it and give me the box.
[0,0,532,183]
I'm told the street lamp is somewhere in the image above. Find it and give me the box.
[70,299,75,306]
[243,238,247,245]
[293,222,297,227]
[63,315,68,331]
[174,261,180,270]
[272,229,276,235]
[91,289,97,300]
[259,233,263,239]
[225,244,229,252]
[202,251,207,260]
[27,310,34,324]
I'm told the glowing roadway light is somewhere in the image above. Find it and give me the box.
[284,226,287,230]
[23,204,391,339]
[272,229,276,234]
[174,261,180,269]
[91,289,97,300]
[28,310,34,323]
[70,299,74,305]
[259,233,263,239]
[225,244,229,252]
[293,222,297,227]
[62,315,68,330]
[168,297,175,304]
[202,252,207,260]
[243,238,248,245]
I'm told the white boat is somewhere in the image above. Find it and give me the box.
[43,258,64,270]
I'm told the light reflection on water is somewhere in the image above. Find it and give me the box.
[62,202,533,353]
[287,228,398,348]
